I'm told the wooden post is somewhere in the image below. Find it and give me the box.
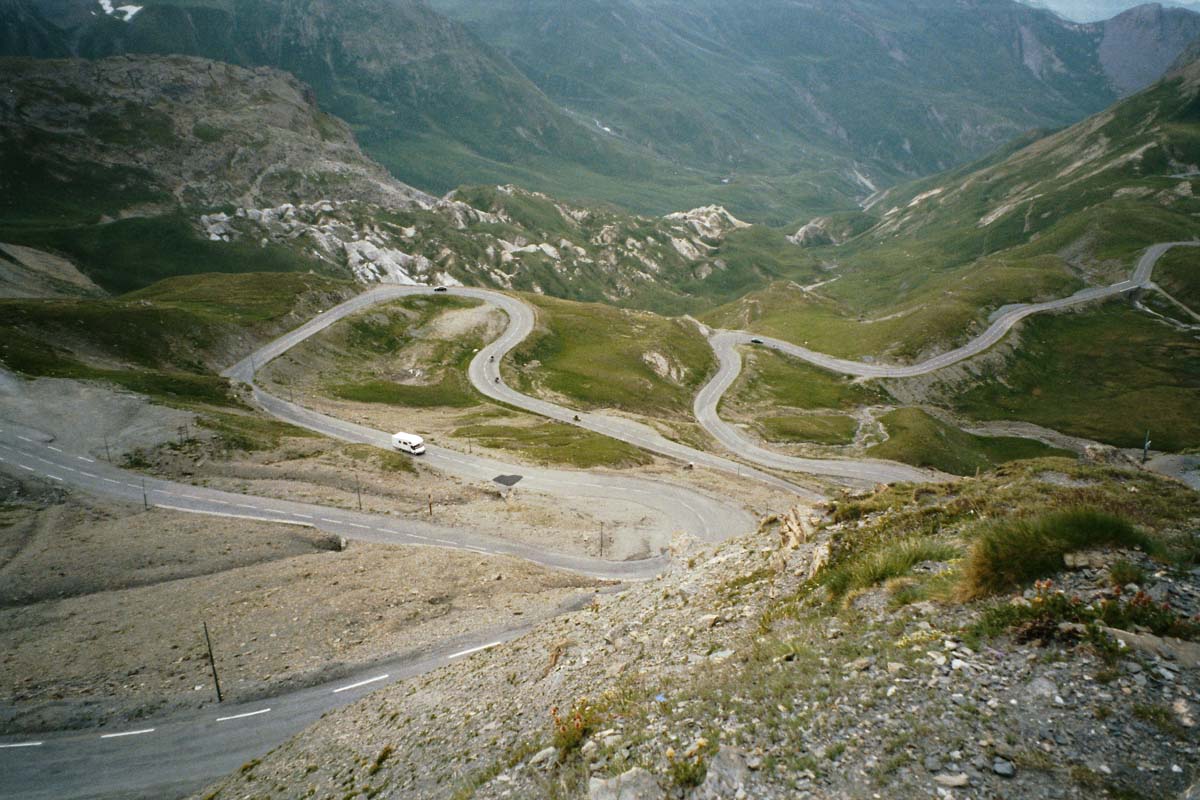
[203,621,223,703]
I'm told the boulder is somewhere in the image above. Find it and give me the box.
[694,747,751,800]
[589,767,663,800]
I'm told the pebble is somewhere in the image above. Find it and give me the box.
[993,758,1016,778]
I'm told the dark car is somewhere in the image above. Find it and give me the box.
[750,337,764,344]
[433,285,449,292]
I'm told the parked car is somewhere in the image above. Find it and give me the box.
[433,285,448,292]
[750,337,764,344]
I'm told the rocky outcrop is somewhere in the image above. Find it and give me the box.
[664,206,750,240]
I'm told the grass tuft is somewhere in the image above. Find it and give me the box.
[959,509,1157,600]
[823,538,959,600]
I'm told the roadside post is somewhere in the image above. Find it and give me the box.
[1143,431,1152,464]
[203,621,223,703]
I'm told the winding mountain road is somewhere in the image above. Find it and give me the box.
[707,241,1198,381]
[3,242,1192,799]
[694,241,1199,472]
[227,285,823,500]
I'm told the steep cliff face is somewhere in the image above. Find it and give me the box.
[1099,3,1200,93]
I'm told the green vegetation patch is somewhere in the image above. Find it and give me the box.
[974,581,1200,646]
[331,375,479,409]
[959,509,1159,600]
[823,538,960,601]
[1152,245,1200,312]
[316,295,487,410]
[453,422,653,469]
[815,461,1200,612]
[726,348,886,411]
[952,304,1200,451]
[127,272,355,326]
[868,408,1072,476]
[0,321,239,408]
[0,272,355,409]
[757,414,859,446]
[509,295,715,419]
[5,214,327,294]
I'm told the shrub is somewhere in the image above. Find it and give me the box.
[959,509,1156,599]
[551,697,603,756]
[974,580,1200,646]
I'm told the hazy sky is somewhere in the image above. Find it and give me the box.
[1022,0,1200,22]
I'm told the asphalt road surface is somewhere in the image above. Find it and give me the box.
[227,285,823,499]
[5,242,1190,798]
[695,242,1199,470]
[0,420,665,800]
[707,241,1198,380]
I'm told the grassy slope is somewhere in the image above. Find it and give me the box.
[1154,245,1200,309]
[704,63,1200,360]
[318,296,484,409]
[5,214,327,295]
[507,294,715,419]
[723,349,887,411]
[452,421,652,469]
[951,304,1200,450]
[867,408,1073,475]
[272,296,655,469]
[758,414,860,446]
[0,272,355,408]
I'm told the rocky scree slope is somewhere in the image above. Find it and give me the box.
[196,460,1200,800]
[206,187,783,310]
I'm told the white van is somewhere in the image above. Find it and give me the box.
[391,432,426,455]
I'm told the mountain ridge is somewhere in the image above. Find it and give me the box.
[7,0,1200,223]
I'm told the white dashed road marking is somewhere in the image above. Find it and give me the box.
[333,675,388,694]
[216,708,270,723]
[100,728,155,739]
[47,446,62,452]
[448,642,502,660]
[0,741,43,749]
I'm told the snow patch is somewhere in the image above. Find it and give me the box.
[97,0,142,21]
